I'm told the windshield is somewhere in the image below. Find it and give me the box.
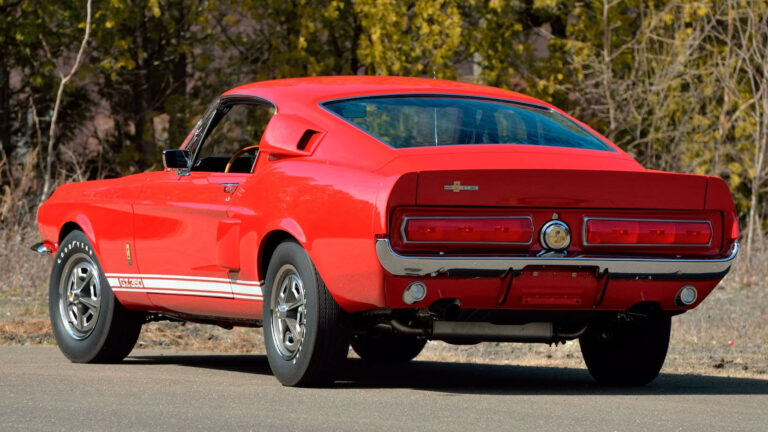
[323,96,612,151]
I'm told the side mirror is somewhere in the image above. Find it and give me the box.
[163,149,191,170]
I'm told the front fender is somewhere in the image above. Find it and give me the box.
[38,199,101,259]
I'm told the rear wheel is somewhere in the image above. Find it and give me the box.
[49,231,143,363]
[351,334,426,363]
[579,314,671,386]
[263,241,349,387]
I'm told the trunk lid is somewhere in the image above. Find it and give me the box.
[416,169,708,210]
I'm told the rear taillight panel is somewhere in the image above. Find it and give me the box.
[584,218,713,246]
[390,207,724,257]
[403,217,533,244]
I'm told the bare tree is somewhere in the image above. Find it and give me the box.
[39,0,92,204]
[718,0,768,259]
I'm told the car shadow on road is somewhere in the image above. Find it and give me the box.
[126,353,768,396]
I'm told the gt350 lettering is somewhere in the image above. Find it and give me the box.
[118,278,144,288]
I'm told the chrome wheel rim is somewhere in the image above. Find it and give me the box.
[269,264,307,360]
[58,253,102,340]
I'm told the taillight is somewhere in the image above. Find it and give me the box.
[585,219,712,246]
[730,218,740,240]
[404,217,533,244]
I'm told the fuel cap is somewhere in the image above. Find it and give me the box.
[540,220,571,251]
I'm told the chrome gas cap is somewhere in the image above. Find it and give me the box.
[539,220,571,251]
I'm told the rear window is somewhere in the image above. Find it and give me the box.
[323,96,612,151]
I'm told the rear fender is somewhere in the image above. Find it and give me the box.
[239,219,307,287]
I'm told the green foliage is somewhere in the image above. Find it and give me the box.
[89,0,212,170]
[355,0,462,77]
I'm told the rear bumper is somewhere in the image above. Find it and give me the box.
[375,238,739,280]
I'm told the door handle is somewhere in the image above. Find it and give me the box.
[220,183,239,194]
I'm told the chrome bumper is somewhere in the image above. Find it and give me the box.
[375,239,739,280]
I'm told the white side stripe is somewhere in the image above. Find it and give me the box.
[106,273,263,300]
[105,273,263,285]
[231,285,263,295]
[112,288,237,299]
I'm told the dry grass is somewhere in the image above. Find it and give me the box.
[2,226,766,379]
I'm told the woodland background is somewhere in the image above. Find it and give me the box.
[1,0,767,260]
[1,0,767,375]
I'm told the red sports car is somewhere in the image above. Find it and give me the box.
[34,76,739,386]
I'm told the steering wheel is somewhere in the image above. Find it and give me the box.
[224,145,259,173]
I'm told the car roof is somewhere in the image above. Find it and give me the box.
[222,76,556,109]
[221,76,627,158]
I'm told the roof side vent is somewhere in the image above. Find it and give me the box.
[297,129,322,151]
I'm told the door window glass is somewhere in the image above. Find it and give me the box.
[192,102,275,173]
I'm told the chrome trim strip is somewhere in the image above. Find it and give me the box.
[400,216,534,245]
[582,217,714,247]
[375,238,739,279]
[320,93,554,112]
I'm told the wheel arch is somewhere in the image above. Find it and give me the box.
[57,216,100,258]
[59,221,84,244]
[258,229,302,284]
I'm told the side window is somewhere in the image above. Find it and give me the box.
[192,102,275,173]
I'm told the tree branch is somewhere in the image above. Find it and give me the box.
[39,0,92,204]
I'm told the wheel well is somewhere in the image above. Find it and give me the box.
[259,230,300,279]
[59,222,83,244]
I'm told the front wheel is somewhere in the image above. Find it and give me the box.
[263,241,349,387]
[49,231,143,363]
[579,314,671,386]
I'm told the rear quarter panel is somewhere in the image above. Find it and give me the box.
[227,102,405,312]
[230,155,394,312]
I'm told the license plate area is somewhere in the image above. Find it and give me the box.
[507,266,600,307]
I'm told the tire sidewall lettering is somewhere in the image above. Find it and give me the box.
[49,231,116,361]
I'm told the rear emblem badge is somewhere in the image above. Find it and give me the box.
[444,181,479,193]
[540,220,571,251]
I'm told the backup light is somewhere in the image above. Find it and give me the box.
[585,219,712,246]
[403,281,427,305]
[677,285,698,306]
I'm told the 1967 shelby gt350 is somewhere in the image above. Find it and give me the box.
[34,76,739,386]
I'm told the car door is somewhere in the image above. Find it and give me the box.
[132,97,274,313]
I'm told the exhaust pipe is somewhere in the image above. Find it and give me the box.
[384,319,556,343]
[431,321,554,342]
[428,298,461,321]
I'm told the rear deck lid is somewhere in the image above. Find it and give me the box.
[416,169,708,210]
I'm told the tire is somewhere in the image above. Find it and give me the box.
[579,314,671,386]
[351,334,426,363]
[263,241,349,387]
[49,230,143,363]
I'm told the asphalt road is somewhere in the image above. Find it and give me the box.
[1,346,767,431]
